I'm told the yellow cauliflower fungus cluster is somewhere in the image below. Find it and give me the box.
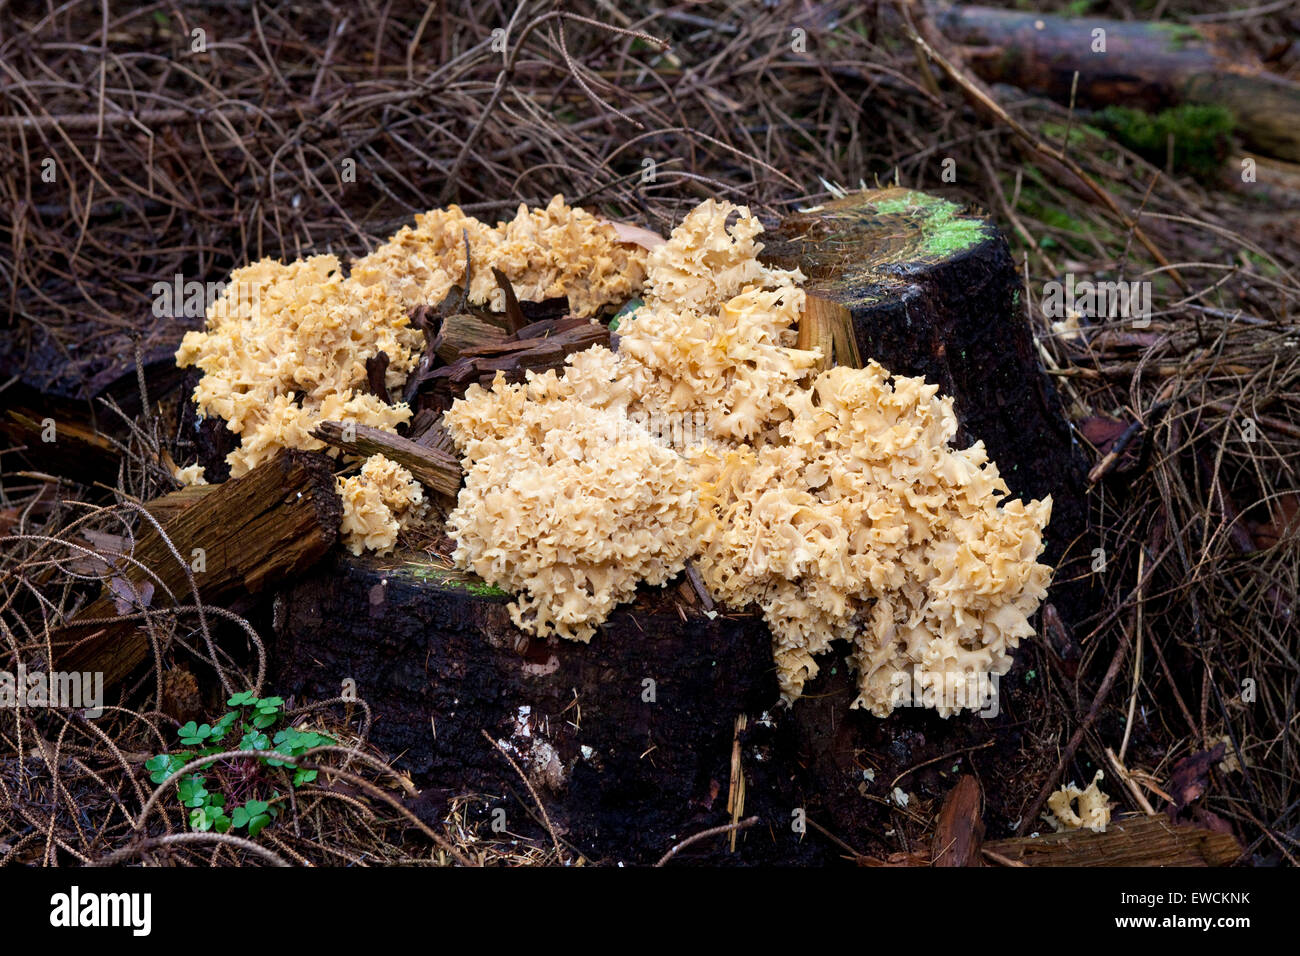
[691,364,1052,714]
[177,197,649,555]
[351,195,647,317]
[445,199,1053,716]
[175,255,420,478]
[617,200,819,443]
[337,455,429,556]
[445,347,697,642]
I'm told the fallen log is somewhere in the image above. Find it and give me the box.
[54,450,340,687]
[935,4,1300,163]
[1,398,123,486]
[0,318,195,483]
[274,188,1096,861]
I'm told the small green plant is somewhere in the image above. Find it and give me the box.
[146,692,332,837]
[1094,104,1234,181]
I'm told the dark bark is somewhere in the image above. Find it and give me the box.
[276,555,827,864]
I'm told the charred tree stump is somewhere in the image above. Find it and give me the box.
[276,555,821,864]
[273,189,1095,863]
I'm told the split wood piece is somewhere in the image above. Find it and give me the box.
[935,5,1300,164]
[931,775,984,866]
[311,421,462,499]
[53,450,340,688]
[433,313,508,363]
[142,483,216,523]
[425,320,608,395]
[983,814,1241,867]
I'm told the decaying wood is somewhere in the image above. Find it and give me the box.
[403,311,609,416]
[796,294,860,371]
[275,552,802,864]
[931,775,984,866]
[426,319,607,396]
[1,400,124,486]
[935,5,1300,163]
[142,483,217,523]
[311,421,462,499]
[433,313,509,363]
[54,451,340,687]
[276,188,1097,862]
[983,814,1241,867]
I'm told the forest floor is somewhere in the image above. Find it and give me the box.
[1,0,1297,865]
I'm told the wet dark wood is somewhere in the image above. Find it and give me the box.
[275,554,821,864]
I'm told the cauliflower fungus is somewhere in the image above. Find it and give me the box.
[351,194,647,317]
[175,198,646,554]
[1044,770,1112,833]
[175,254,420,478]
[178,191,1054,718]
[337,455,429,556]
[443,198,1053,716]
[445,348,697,642]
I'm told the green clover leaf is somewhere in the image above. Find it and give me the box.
[177,775,208,808]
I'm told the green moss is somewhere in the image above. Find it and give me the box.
[870,191,988,257]
[1150,22,1203,52]
[1095,104,1233,180]
[1040,121,1109,152]
[404,563,509,597]
[921,215,985,257]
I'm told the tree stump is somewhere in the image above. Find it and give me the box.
[273,188,1094,863]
